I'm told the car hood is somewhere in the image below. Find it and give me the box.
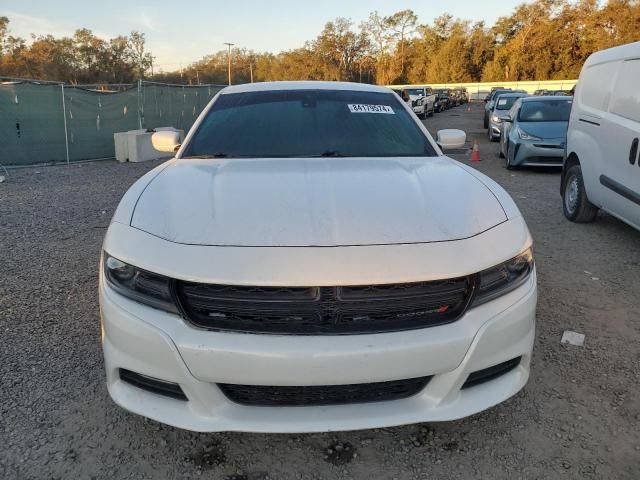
[518,121,568,140]
[130,157,508,247]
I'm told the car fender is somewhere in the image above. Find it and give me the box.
[566,126,604,206]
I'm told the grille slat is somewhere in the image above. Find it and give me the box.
[218,377,432,406]
[176,277,475,335]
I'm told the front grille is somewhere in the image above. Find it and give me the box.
[218,377,432,406]
[175,276,475,335]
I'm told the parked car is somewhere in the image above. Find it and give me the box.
[561,41,640,229]
[434,91,450,112]
[448,90,459,107]
[404,87,436,118]
[545,90,572,96]
[499,96,572,169]
[101,81,537,433]
[455,88,469,104]
[488,92,528,141]
[484,88,512,128]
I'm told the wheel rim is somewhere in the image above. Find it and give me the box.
[565,175,579,214]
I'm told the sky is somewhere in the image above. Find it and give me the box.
[1,0,531,72]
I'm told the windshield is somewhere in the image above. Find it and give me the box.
[518,100,572,122]
[182,90,437,158]
[495,96,523,110]
[405,88,424,96]
[491,90,511,101]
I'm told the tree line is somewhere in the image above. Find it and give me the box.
[1,0,639,86]
[0,17,152,84]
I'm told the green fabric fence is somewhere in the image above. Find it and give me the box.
[0,79,225,166]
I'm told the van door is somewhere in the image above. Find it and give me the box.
[600,59,640,229]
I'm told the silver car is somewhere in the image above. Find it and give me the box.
[488,93,528,141]
[499,96,573,169]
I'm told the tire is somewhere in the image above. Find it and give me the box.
[488,128,496,142]
[505,143,516,170]
[483,112,489,129]
[563,164,598,222]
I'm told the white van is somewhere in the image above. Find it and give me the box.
[561,41,640,230]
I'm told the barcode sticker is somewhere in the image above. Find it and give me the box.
[348,104,395,114]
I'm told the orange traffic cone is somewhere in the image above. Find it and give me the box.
[470,140,481,162]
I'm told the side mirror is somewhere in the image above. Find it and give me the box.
[151,130,181,153]
[436,129,466,150]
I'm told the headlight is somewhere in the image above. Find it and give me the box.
[417,98,425,106]
[517,127,542,141]
[103,254,178,313]
[473,248,534,306]
[491,114,502,123]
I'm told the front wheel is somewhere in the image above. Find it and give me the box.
[483,112,489,129]
[505,143,516,170]
[563,165,598,222]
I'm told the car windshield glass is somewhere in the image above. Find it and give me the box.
[491,90,510,101]
[405,88,424,96]
[182,90,437,158]
[518,100,572,122]
[495,96,522,110]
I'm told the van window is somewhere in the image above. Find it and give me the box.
[610,59,640,123]
[579,62,615,111]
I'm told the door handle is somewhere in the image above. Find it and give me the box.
[630,138,639,166]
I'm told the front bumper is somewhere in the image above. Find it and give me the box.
[412,104,426,115]
[512,140,565,167]
[100,269,537,433]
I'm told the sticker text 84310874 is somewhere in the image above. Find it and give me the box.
[348,104,395,114]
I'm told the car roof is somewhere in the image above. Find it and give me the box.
[496,92,528,98]
[221,81,392,95]
[520,95,572,102]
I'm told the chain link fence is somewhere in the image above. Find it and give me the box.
[0,78,225,166]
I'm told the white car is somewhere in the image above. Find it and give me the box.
[404,87,436,119]
[100,81,537,433]
[562,41,640,229]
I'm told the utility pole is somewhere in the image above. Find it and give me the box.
[224,42,234,85]
[249,62,253,83]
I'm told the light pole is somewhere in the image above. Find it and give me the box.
[224,42,234,85]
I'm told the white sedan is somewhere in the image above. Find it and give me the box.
[100,81,536,433]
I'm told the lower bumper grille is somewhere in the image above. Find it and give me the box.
[462,357,522,389]
[119,369,188,401]
[218,377,432,406]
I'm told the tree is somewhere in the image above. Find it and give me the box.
[384,9,418,82]
[127,31,153,80]
[2,2,640,85]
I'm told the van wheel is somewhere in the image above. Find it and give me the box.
[563,165,598,222]
[483,113,489,129]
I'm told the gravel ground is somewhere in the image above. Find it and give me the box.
[1,103,639,479]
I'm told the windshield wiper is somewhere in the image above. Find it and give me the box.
[183,153,229,159]
[310,151,354,158]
